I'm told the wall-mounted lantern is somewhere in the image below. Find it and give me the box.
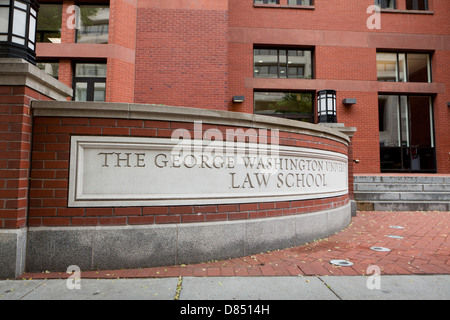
[0,0,39,64]
[343,98,357,106]
[233,96,245,103]
[317,89,337,123]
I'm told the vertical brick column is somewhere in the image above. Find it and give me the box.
[0,58,72,278]
[0,86,33,229]
[61,0,76,44]
[397,0,406,10]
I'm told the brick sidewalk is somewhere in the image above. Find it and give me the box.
[21,211,450,279]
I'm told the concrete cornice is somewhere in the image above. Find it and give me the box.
[32,100,350,145]
[0,58,73,101]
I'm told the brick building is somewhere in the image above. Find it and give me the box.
[34,0,450,174]
[1,0,449,277]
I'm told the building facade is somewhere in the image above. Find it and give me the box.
[35,0,450,174]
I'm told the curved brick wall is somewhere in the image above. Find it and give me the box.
[29,102,350,227]
[24,101,352,272]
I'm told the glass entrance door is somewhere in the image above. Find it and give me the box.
[379,95,436,172]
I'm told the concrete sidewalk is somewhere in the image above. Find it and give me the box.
[4,211,449,302]
[1,275,449,300]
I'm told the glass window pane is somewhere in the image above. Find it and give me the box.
[377,53,397,82]
[93,82,106,102]
[37,4,62,43]
[375,0,396,9]
[75,63,107,78]
[12,8,26,37]
[380,148,402,171]
[0,7,9,34]
[399,96,409,147]
[36,62,59,79]
[409,96,432,147]
[288,50,311,79]
[75,82,88,102]
[288,0,312,5]
[279,50,287,78]
[254,48,313,79]
[406,0,428,10]
[254,49,278,78]
[77,5,109,44]
[254,92,313,118]
[254,0,279,4]
[398,53,406,82]
[407,53,429,82]
[379,95,400,147]
[418,0,428,10]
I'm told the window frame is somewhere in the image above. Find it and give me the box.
[253,90,316,123]
[378,94,436,173]
[253,46,314,80]
[36,60,59,79]
[405,0,428,10]
[36,3,63,43]
[72,61,107,102]
[74,3,110,44]
[375,0,396,9]
[376,51,432,83]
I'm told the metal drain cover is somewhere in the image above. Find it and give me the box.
[370,246,391,252]
[389,226,404,229]
[329,259,354,267]
[387,235,404,239]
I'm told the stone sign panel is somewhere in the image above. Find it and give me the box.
[68,136,348,207]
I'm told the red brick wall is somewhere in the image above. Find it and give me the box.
[28,116,349,227]
[226,0,450,174]
[0,86,51,229]
[106,0,137,103]
[433,50,450,173]
[134,6,229,110]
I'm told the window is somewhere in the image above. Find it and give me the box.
[36,4,62,43]
[254,91,314,123]
[375,0,396,9]
[254,0,279,4]
[73,63,106,102]
[379,95,435,172]
[406,0,428,10]
[254,48,313,79]
[377,52,431,83]
[287,0,313,5]
[36,61,59,79]
[76,5,109,44]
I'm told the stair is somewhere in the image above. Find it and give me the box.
[354,175,450,211]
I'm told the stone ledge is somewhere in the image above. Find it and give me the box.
[24,203,351,273]
[0,58,72,101]
[0,228,27,279]
[31,101,350,145]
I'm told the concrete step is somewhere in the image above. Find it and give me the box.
[357,201,450,212]
[355,183,450,192]
[353,175,450,212]
[354,175,450,184]
[354,192,450,202]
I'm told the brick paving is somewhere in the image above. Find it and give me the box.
[21,211,450,279]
